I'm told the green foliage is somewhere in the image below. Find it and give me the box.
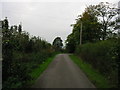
[66,4,102,53]
[80,10,101,43]
[2,17,55,88]
[65,33,76,53]
[29,55,56,80]
[66,2,118,53]
[75,39,118,88]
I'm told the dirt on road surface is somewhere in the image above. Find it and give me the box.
[32,54,95,88]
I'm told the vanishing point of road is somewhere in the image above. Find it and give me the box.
[32,54,95,88]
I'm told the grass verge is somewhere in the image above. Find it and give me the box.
[69,54,110,88]
[27,54,56,87]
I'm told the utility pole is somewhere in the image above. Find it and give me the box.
[118,1,120,35]
[80,21,82,45]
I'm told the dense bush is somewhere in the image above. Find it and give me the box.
[75,39,118,87]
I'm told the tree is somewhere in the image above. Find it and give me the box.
[65,33,76,53]
[18,23,22,33]
[66,2,118,53]
[94,2,118,40]
[2,17,11,38]
[2,17,13,82]
[53,37,63,51]
[78,10,101,43]
[66,5,102,53]
[3,17,9,29]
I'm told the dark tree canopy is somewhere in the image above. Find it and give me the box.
[18,24,22,33]
[3,17,9,29]
[53,37,63,51]
[65,33,76,53]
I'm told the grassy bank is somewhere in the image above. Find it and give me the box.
[30,56,55,79]
[26,54,57,87]
[69,54,110,88]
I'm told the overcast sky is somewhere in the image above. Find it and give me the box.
[0,0,119,45]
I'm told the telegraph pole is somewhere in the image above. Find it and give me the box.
[80,21,82,45]
[118,1,120,35]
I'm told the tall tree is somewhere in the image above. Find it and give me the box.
[66,2,118,53]
[3,17,9,29]
[18,23,22,33]
[94,2,118,40]
[66,5,101,46]
[2,17,11,38]
[79,11,101,43]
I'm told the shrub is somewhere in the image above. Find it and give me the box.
[75,39,118,87]
[2,18,55,88]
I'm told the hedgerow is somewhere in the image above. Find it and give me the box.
[75,39,119,87]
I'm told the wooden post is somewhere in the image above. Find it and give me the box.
[80,22,82,45]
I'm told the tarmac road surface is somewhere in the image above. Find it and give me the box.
[32,54,95,88]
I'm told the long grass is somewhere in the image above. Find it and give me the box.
[30,56,55,79]
[26,54,56,87]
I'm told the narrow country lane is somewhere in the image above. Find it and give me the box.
[32,54,95,88]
